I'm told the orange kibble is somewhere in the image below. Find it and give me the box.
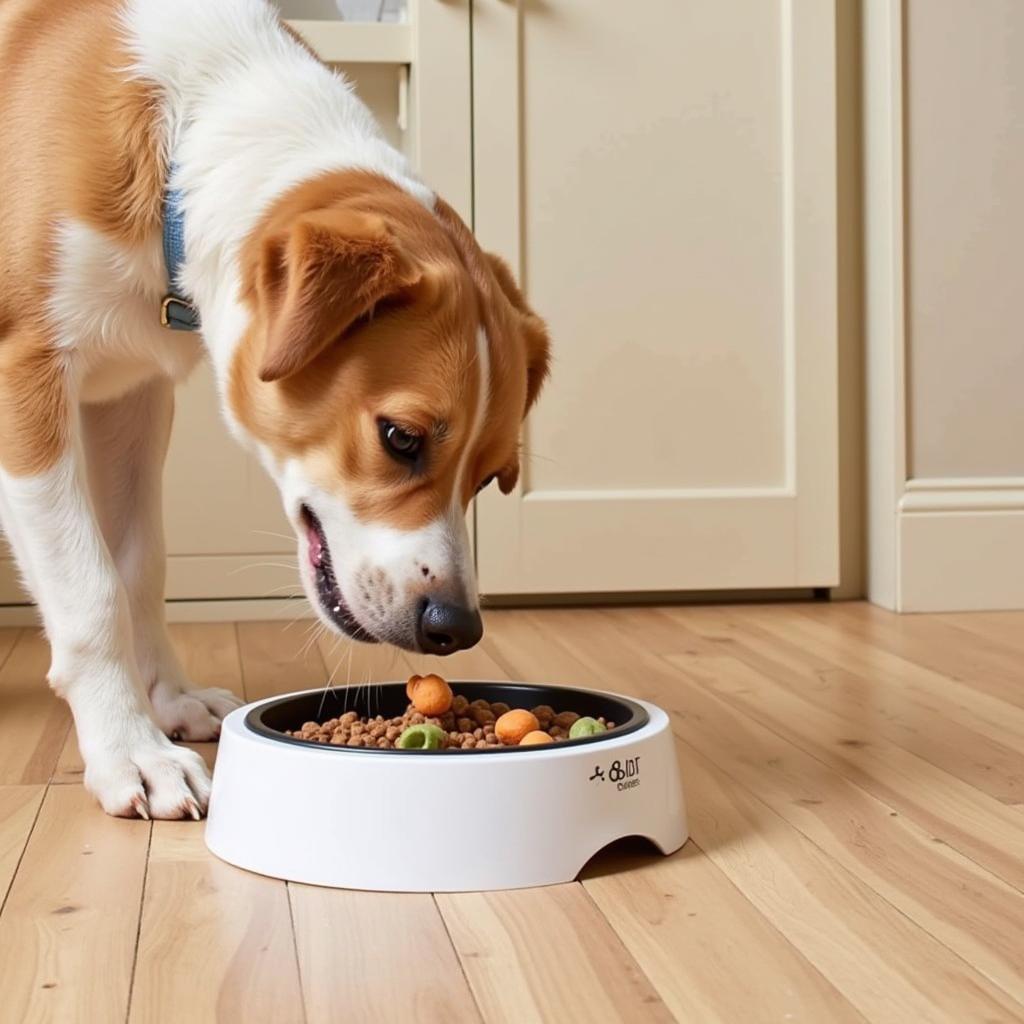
[406,674,423,701]
[495,709,540,746]
[519,730,553,746]
[410,674,453,716]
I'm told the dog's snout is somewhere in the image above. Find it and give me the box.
[416,598,483,655]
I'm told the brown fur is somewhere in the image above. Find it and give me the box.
[231,171,549,530]
[0,0,164,475]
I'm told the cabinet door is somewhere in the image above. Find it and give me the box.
[473,0,838,594]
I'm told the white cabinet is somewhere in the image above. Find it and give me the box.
[473,0,839,595]
[0,1,840,609]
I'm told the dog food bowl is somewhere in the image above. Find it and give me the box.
[205,681,687,892]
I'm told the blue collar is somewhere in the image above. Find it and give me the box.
[161,176,201,332]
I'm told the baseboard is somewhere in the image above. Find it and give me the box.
[896,479,1024,611]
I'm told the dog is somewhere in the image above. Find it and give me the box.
[0,0,549,819]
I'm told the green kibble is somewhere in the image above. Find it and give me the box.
[397,723,447,750]
[569,716,606,740]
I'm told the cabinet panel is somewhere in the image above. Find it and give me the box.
[473,0,839,594]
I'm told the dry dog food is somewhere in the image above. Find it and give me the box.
[284,675,616,751]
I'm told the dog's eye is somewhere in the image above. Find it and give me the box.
[379,420,423,463]
[475,474,496,495]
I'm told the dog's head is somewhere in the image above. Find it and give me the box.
[230,171,549,653]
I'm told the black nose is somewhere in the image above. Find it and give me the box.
[416,598,483,655]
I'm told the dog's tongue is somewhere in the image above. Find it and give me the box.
[307,520,324,568]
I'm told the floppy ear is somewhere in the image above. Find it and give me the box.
[255,209,420,383]
[483,252,551,413]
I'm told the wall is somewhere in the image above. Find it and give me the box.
[864,0,1024,611]
[905,0,1024,480]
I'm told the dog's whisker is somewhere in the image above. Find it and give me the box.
[228,562,299,577]
[250,529,299,543]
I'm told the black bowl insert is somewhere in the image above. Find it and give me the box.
[245,681,648,755]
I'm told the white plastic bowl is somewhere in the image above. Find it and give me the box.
[206,681,687,892]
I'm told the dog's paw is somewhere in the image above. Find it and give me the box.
[151,686,245,742]
[85,736,211,820]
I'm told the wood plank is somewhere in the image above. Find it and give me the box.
[0,630,72,785]
[494,609,1024,1022]
[662,629,1024,894]
[752,603,1024,750]
[668,604,1024,806]
[830,602,1024,711]
[938,610,1024,654]
[0,785,150,1023]
[581,840,866,1024]
[658,655,1024,1003]
[437,883,674,1024]
[289,886,481,1024]
[236,619,327,701]
[675,741,1024,1023]
[0,785,45,910]
[546,612,1024,999]
[479,609,594,685]
[52,622,246,784]
[168,622,245,693]
[129,823,303,1024]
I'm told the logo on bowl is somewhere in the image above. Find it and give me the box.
[588,756,641,791]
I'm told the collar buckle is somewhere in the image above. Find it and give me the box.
[160,294,200,332]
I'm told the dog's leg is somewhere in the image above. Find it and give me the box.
[81,377,243,742]
[0,378,209,819]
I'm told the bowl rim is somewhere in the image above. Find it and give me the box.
[243,680,650,755]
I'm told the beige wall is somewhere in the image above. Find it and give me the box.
[904,0,1024,480]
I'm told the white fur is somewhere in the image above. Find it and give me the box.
[48,221,203,402]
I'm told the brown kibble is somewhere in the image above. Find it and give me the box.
[410,674,453,716]
[495,709,540,746]
[288,688,613,753]
[520,730,554,746]
[531,705,555,723]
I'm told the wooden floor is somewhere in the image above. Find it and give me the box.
[1,602,1023,1023]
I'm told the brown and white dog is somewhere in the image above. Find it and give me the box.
[0,0,549,818]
